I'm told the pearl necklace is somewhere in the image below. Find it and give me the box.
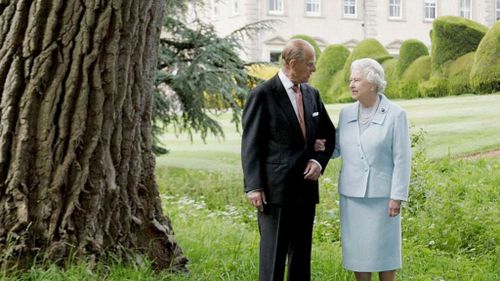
[359,97,380,125]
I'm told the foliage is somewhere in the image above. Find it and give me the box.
[418,77,449,97]
[154,1,272,152]
[396,39,429,78]
[399,55,431,99]
[431,16,488,74]
[382,58,399,99]
[470,20,500,93]
[342,38,392,82]
[444,52,476,95]
[327,38,392,103]
[245,63,279,81]
[309,44,350,103]
[401,56,431,82]
[290,34,322,60]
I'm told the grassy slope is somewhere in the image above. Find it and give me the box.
[158,94,500,172]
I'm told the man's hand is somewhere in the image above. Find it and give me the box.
[247,190,267,212]
[388,199,401,217]
[314,139,326,152]
[303,161,321,181]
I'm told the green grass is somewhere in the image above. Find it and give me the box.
[1,94,499,280]
[157,94,500,171]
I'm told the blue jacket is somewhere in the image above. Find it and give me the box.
[334,95,411,201]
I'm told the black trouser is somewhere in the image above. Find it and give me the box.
[257,203,316,281]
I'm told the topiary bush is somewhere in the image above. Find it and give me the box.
[445,52,476,95]
[382,58,400,99]
[290,34,322,60]
[327,38,392,102]
[400,56,431,99]
[309,44,350,103]
[431,16,488,74]
[419,77,449,97]
[396,39,429,78]
[341,38,392,82]
[470,21,500,93]
[326,71,351,103]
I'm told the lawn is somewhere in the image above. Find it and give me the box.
[1,94,498,281]
[157,93,500,172]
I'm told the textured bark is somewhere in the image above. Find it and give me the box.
[0,0,186,270]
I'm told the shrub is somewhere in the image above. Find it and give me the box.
[342,38,392,82]
[326,71,350,103]
[444,52,476,95]
[400,56,431,99]
[396,39,429,78]
[470,20,500,93]
[382,58,400,99]
[309,44,350,103]
[418,77,449,97]
[290,34,322,60]
[328,38,391,102]
[246,64,279,81]
[431,16,488,74]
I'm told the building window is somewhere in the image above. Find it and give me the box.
[424,0,437,21]
[269,0,284,15]
[459,0,471,19]
[389,0,402,19]
[270,51,281,63]
[343,0,356,17]
[305,0,321,16]
[496,0,500,20]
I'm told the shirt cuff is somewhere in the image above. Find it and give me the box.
[308,159,322,172]
[246,189,263,194]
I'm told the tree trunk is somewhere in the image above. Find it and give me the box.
[0,0,186,270]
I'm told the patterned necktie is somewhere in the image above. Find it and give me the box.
[292,84,306,140]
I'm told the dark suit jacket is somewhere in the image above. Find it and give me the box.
[241,74,335,206]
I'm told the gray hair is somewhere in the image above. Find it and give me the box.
[350,58,387,95]
[281,39,315,64]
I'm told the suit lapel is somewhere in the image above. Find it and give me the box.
[302,85,314,141]
[270,75,305,141]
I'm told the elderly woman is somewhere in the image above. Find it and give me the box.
[316,58,411,281]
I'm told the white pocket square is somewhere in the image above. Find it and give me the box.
[312,112,319,117]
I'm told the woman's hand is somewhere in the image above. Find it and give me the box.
[388,199,401,217]
[314,139,326,152]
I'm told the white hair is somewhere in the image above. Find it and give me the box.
[350,58,387,95]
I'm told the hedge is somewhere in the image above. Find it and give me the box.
[431,16,488,74]
[470,21,500,93]
[382,58,400,99]
[309,44,350,103]
[399,56,432,99]
[396,39,429,78]
[445,52,475,95]
[327,38,391,102]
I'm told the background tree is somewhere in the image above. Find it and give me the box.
[153,1,273,151]
[0,0,186,270]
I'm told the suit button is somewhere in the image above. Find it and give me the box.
[361,156,364,160]
[364,168,368,172]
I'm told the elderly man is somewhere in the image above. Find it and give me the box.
[241,39,336,281]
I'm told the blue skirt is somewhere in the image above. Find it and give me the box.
[339,194,402,272]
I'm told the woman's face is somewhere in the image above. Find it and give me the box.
[349,70,375,101]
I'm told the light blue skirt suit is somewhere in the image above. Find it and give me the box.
[334,94,411,272]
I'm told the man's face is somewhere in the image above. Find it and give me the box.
[289,48,316,84]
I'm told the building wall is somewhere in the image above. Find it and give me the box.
[199,0,496,62]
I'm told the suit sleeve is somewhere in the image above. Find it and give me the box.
[333,108,343,159]
[241,89,268,193]
[390,110,412,201]
[313,92,336,172]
